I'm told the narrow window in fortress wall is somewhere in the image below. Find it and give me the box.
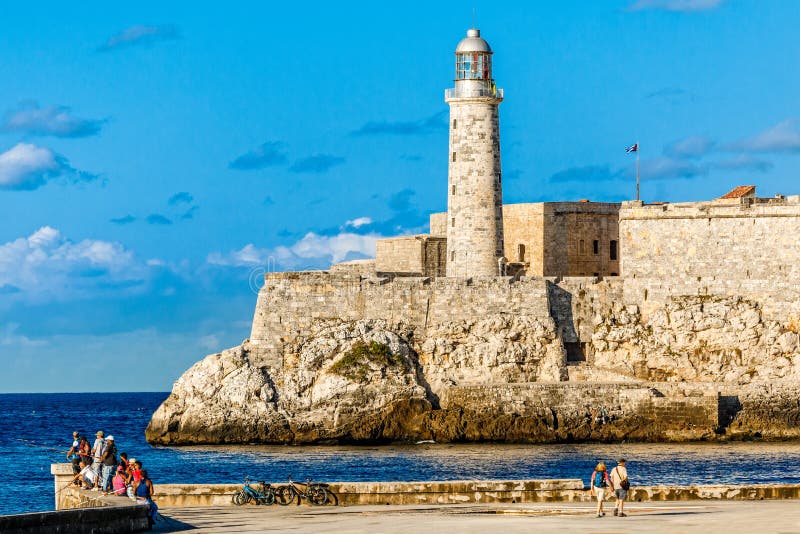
[451,217,456,227]
[451,251,455,261]
[593,240,599,255]
[517,244,526,262]
[610,240,618,260]
[579,239,585,255]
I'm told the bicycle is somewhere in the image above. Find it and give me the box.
[274,475,331,506]
[232,477,276,505]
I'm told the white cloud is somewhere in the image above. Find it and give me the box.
[2,103,105,137]
[208,230,381,270]
[344,216,373,229]
[0,226,148,302]
[629,0,724,11]
[0,143,96,191]
[728,120,800,153]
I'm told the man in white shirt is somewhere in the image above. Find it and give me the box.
[91,430,106,488]
[72,461,98,489]
[610,458,629,517]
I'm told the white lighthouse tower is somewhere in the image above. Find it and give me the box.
[445,28,505,278]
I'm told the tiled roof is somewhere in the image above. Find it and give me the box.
[719,185,756,199]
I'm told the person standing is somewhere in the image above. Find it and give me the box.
[590,461,612,518]
[99,435,118,492]
[610,458,630,517]
[66,431,81,474]
[91,431,105,489]
[78,435,92,466]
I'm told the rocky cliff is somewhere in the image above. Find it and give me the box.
[146,274,800,445]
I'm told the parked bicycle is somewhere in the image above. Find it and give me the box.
[274,475,332,506]
[232,477,276,505]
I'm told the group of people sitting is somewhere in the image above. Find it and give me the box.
[66,430,158,527]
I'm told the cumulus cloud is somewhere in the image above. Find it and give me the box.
[629,0,724,11]
[0,226,147,302]
[168,192,193,205]
[727,120,800,153]
[99,25,180,51]
[345,217,373,229]
[289,154,345,174]
[663,136,715,159]
[2,102,105,138]
[208,231,381,270]
[0,143,97,191]
[548,165,623,183]
[351,110,447,136]
[146,214,172,225]
[228,142,288,170]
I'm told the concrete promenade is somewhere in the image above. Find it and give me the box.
[154,501,800,533]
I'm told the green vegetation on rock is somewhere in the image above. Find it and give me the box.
[330,340,404,381]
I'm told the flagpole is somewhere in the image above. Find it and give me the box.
[635,140,640,201]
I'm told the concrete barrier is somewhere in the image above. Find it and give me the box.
[49,464,800,512]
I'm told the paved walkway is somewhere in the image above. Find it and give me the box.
[154,501,800,533]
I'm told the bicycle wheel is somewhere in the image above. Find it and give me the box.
[233,489,248,505]
[260,490,276,506]
[274,485,295,506]
[308,486,329,506]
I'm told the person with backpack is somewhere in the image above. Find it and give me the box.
[590,461,612,517]
[610,458,630,517]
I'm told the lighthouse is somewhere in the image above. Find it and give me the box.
[445,28,505,278]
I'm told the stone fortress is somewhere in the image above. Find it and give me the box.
[147,29,800,445]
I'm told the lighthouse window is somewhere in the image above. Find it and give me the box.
[456,53,491,80]
[452,185,456,195]
[452,152,456,162]
[451,251,455,261]
[452,119,457,129]
[451,217,455,228]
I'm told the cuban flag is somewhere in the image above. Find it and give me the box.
[626,143,638,153]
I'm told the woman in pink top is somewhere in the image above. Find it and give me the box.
[111,466,127,496]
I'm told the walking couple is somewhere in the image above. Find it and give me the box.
[590,458,629,518]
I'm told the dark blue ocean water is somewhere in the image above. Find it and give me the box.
[3,392,800,516]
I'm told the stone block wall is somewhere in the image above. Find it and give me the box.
[375,235,446,277]
[249,272,551,366]
[427,202,619,278]
[620,198,800,282]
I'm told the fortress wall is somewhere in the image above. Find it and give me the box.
[503,203,545,274]
[620,201,800,321]
[442,382,720,431]
[430,212,446,237]
[249,272,551,364]
[620,201,800,281]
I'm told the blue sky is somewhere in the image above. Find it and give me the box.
[2,0,799,391]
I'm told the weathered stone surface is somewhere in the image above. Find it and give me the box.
[149,269,800,445]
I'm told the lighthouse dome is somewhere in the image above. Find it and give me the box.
[455,28,492,53]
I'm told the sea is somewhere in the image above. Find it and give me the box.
[3,392,800,516]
